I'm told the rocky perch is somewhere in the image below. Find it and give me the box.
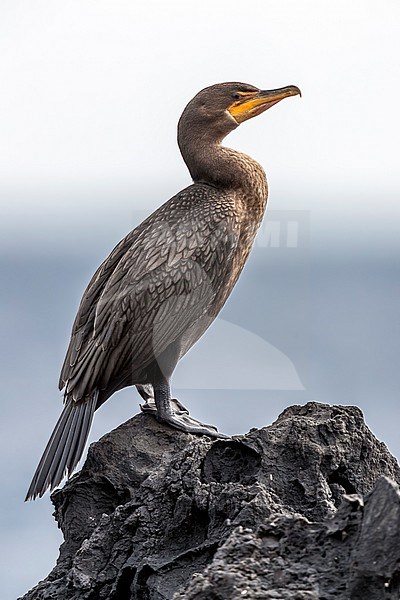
[21,402,400,600]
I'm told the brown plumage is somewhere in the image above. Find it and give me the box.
[26,81,300,500]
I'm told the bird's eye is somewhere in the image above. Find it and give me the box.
[232,93,241,100]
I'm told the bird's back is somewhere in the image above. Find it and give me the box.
[60,182,263,406]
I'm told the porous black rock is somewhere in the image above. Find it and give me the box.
[20,402,400,599]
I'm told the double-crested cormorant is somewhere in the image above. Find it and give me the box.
[26,82,300,500]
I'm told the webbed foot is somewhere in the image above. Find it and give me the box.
[139,386,227,439]
[159,409,228,439]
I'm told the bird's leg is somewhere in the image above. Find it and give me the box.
[152,377,228,439]
[137,384,189,415]
[137,384,157,414]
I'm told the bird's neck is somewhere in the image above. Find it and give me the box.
[179,133,268,201]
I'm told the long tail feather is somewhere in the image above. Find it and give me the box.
[25,392,97,501]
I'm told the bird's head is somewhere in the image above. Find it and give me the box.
[178,81,301,142]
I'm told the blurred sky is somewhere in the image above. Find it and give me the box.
[1,1,399,598]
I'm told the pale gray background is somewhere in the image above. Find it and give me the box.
[1,1,399,598]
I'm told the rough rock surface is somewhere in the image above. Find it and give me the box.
[21,402,400,599]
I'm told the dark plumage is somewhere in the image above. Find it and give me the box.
[26,81,300,500]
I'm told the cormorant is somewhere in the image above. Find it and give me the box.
[26,82,300,500]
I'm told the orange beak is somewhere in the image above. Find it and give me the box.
[228,85,301,123]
